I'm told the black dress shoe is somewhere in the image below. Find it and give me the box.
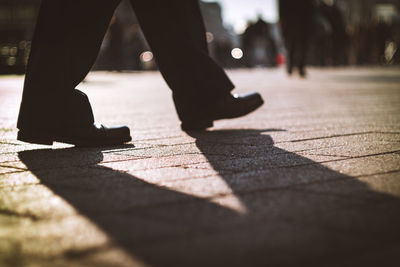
[17,123,132,147]
[181,92,264,131]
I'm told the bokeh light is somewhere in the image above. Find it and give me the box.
[140,51,153,63]
[231,48,243,59]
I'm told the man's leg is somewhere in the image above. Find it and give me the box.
[129,0,236,123]
[17,0,131,146]
[284,33,295,75]
[18,0,120,130]
[298,35,309,77]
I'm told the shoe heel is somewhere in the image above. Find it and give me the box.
[181,120,213,131]
[17,131,54,145]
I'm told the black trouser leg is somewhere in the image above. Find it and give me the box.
[286,38,294,75]
[18,0,234,129]
[298,36,308,76]
[129,0,234,122]
[17,0,121,130]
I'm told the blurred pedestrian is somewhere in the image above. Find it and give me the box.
[279,0,316,77]
[319,1,348,66]
[242,17,278,68]
[17,0,264,147]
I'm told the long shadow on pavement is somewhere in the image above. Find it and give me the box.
[18,129,400,266]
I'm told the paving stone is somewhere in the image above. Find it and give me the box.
[99,153,231,171]
[322,153,400,176]
[293,171,400,200]
[1,68,400,266]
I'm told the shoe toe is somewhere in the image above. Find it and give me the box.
[180,92,264,131]
[100,124,132,142]
[222,92,264,119]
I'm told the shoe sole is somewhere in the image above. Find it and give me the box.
[17,131,54,145]
[17,131,132,147]
[181,119,214,131]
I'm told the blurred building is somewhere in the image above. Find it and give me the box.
[332,0,400,26]
[0,0,242,73]
[1,0,399,74]
[200,2,284,68]
[333,0,400,65]
[0,0,39,74]
[307,0,400,65]
[199,1,240,68]
[95,0,238,70]
[92,0,151,71]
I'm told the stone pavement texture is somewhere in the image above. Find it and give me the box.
[0,67,400,267]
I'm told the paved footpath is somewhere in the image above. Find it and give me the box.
[0,68,400,267]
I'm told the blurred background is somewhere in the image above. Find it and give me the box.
[0,0,399,74]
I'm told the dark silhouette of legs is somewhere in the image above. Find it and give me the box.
[129,0,234,122]
[18,0,121,130]
[17,0,263,146]
[18,0,234,130]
